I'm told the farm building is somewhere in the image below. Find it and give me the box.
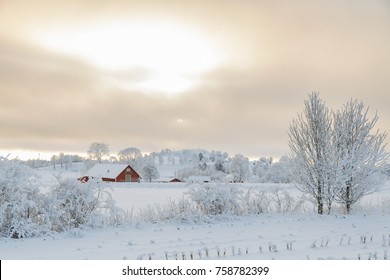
[169,178,183,183]
[156,177,183,183]
[80,164,141,183]
[187,175,211,183]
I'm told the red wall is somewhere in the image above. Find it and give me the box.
[115,166,140,182]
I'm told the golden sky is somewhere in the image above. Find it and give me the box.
[1,0,389,160]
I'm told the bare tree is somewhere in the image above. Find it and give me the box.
[141,162,159,182]
[288,93,334,214]
[87,142,110,163]
[333,100,388,214]
[229,154,250,183]
[289,94,389,215]
[118,147,142,166]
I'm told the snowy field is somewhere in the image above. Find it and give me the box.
[1,164,390,260]
[1,211,390,260]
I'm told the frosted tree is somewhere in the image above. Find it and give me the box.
[54,153,74,170]
[262,156,292,183]
[141,162,159,182]
[333,100,389,214]
[289,94,389,214]
[87,142,110,163]
[229,154,250,183]
[253,157,273,182]
[118,147,142,162]
[0,158,45,238]
[214,160,225,173]
[288,93,335,214]
[212,151,228,173]
[118,147,144,169]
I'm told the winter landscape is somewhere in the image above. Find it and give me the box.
[1,145,390,260]
[1,0,390,269]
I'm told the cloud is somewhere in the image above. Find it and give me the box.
[0,0,389,158]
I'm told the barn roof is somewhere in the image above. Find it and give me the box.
[85,163,131,179]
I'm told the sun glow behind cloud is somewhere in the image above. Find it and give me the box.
[33,21,224,95]
[1,0,389,160]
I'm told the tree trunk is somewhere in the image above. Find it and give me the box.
[317,180,324,215]
[317,193,323,215]
[345,179,352,214]
[317,200,323,215]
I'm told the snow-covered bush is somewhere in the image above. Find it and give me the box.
[136,197,201,223]
[0,159,46,238]
[186,184,242,215]
[241,189,271,214]
[48,177,121,231]
[133,183,331,224]
[271,190,295,213]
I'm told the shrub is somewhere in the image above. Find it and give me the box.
[48,177,122,231]
[186,184,242,215]
[241,189,271,214]
[0,159,45,238]
[136,197,200,223]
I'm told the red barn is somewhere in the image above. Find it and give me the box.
[80,164,141,183]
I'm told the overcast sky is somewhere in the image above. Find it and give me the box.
[1,0,389,160]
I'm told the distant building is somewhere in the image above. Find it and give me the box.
[169,178,183,183]
[80,163,141,183]
[187,175,211,183]
[155,177,183,183]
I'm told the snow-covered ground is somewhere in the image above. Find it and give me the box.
[1,211,389,260]
[1,165,389,260]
